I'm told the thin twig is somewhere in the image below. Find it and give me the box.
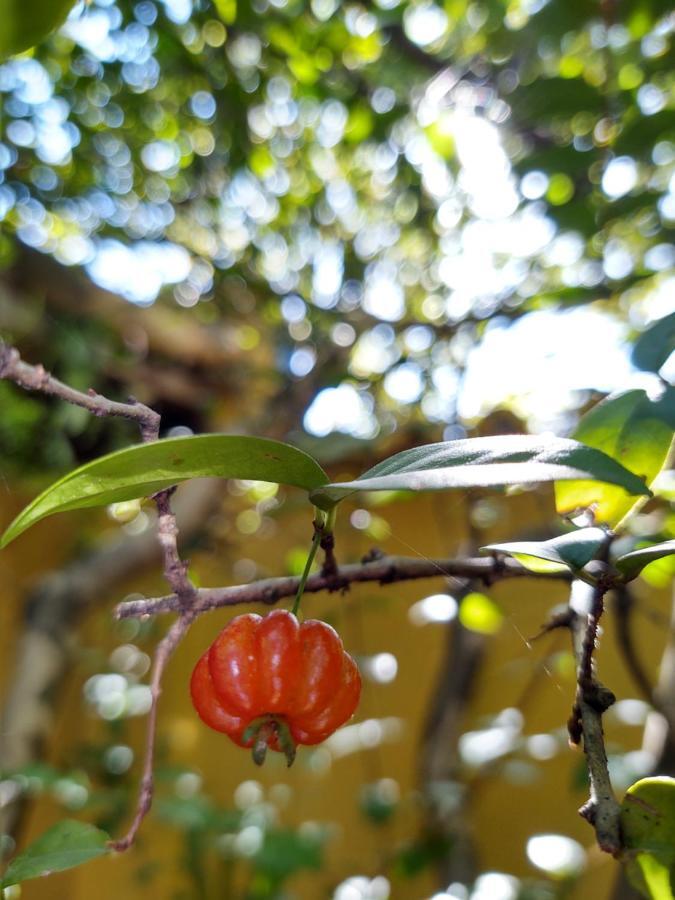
[109,611,196,852]
[568,578,622,855]
[0,342,160,441]
[115,554,571,619]
[153,490,197,607]
[111,490,200,846]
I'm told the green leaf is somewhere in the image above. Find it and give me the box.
[616,541,675,582]
[1,820,109,887]
[155,796,240,832]
[0,0,77,59]
[482,527,608,574]
[510,77,603,123]
[0,435,328,548]
[632,313,675,375]
[633,853,674,900]
[254,829,324,879]
[621,777,675,900]
[615,110,675,158]
[309,435,650,511]
[556,389,674,528]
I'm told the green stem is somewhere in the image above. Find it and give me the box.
[291,514,324,617]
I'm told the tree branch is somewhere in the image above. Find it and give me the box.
[0,341,160,442]
[114,554,571,619]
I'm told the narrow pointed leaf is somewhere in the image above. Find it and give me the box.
[482,527,608,573]
[632,312,675,375]
[1,820,110,887]
[309,435,650,511]
[0,435,328,548]
[556,389,675,528]
[616,541,675,582]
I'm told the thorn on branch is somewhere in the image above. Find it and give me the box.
[483,551,505,586]
[379,565,398,584]
[34,364,50,388]
[579,799,596,825]
[567,702,583,745]
[327,577,350,595]
[361,548,385,564]
[582,681,616,714]
[262,587,280,605]
[319,528,338,578]
[530,607,577,642]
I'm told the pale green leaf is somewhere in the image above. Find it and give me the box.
[634,853,674,900]
[0,435,328,548]
[621,777,675,900]
[482,527,608,573]
[616,541,675,582]
[1,820,109,887]
[555,389,674,528]
[309,435,650,511]
[506,554,571,575]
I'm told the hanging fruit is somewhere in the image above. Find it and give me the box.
[190,609,361,765]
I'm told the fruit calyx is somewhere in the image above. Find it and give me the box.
[242,714,297,767]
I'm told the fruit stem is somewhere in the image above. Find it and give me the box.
[291,511,324,617]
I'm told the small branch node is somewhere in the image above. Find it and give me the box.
[530,607,577,642]
[361,547,385,564]
[579,799,596,825]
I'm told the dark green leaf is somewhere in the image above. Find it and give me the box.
[510,77,603,123]
[154,796,240,832]
[0,435,328,548]
[392,834,453,878]
[0,0,77,59]
[616,541,675,581]
[254,829,324,879]
[615,110,675,158]
[1,820,109,887]
[632,313,675,375]
[482,527,608,573]
[556,389,675,527]
[309,435,650,511]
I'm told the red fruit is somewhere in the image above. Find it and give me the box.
[190,609,361,765]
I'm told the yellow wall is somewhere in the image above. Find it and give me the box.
[1,486,668,899]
